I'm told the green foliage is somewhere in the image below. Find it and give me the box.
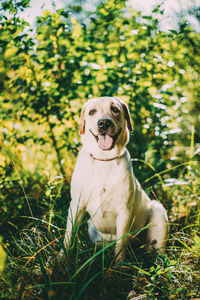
[0,0,200,299]
[0,237,6,275]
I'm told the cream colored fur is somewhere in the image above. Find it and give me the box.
[64,97,168,261]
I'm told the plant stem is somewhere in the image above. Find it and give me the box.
[46,114,68,186]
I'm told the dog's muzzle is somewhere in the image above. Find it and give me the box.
[90,128,122,151]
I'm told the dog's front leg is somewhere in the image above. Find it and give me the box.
[115,208,131,262]
[64,200,85,249]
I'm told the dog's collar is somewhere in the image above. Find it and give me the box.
[90,153,124,162]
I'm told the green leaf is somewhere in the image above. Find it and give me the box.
[4,47,18,59]
[0,237,6,275]
[194,235,200,251]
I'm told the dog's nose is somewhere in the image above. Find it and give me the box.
[98,119,112,131]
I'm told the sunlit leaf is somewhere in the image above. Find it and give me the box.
[0,237,6,275]
[4,47,18,59]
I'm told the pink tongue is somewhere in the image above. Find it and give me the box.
[98,134,113,150]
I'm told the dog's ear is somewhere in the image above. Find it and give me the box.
[122,102,133,132]
[79,106,86,135]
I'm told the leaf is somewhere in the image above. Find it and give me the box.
[194,235,200,252]
[4,47,18,59]
[71,18,82,40]
[0,237,6,275]
[0,154,6,168]
[42,10,51,18]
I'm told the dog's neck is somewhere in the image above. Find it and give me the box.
[90,152,125,161]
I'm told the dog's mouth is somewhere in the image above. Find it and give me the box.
[90,129,122,150]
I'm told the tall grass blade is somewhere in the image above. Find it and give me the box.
[36,252,51,300]
[76,271,102,300]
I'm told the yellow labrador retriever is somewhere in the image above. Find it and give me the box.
[64,97,168,261]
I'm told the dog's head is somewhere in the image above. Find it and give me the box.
[79,97,133,160]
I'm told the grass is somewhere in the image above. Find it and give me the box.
[0,153,200,299]
[1,221,200,299]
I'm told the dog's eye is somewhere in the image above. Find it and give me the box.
[89,109,96,116]
[111,105,120,114]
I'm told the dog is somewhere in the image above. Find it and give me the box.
[64,97,168,261]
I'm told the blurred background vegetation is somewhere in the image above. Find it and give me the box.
[0,0,200,299]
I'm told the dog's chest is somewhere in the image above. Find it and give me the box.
[72,152,130,213]
[84,162,124,232]
[86,162,121,210]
